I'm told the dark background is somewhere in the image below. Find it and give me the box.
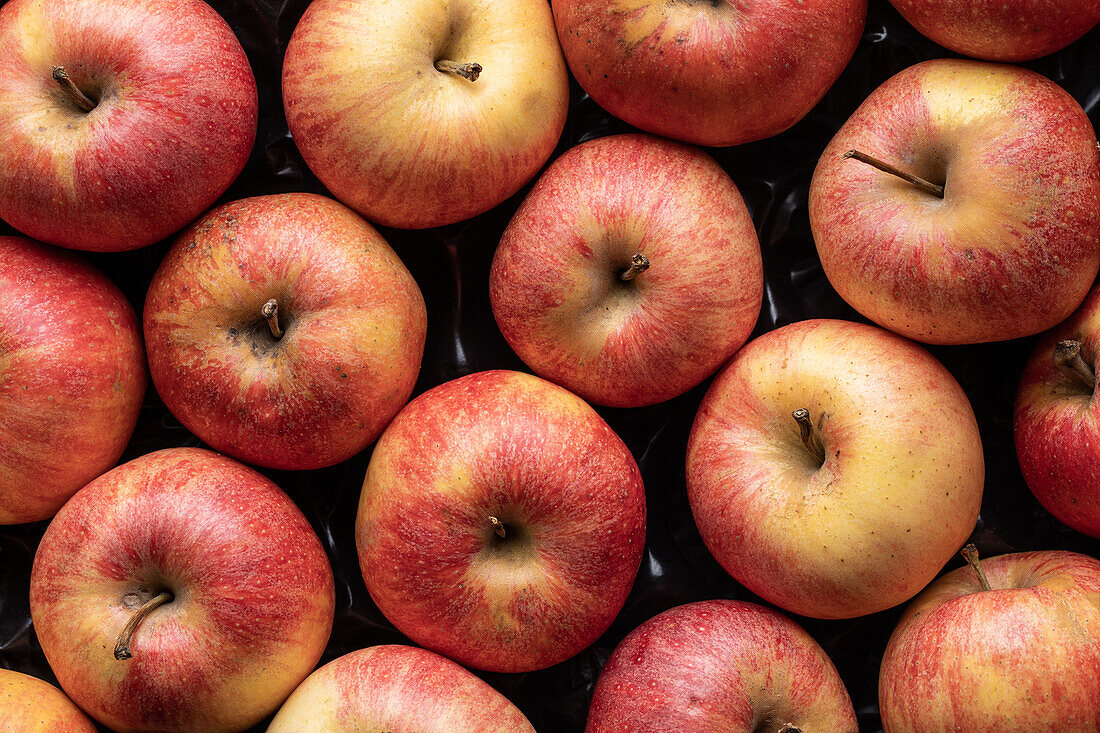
[2,0,1100,731]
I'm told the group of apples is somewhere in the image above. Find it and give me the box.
[1,0,1099,731]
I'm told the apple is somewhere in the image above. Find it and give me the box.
[0,0,257,252]
[879,546,1100,731]
[586,600,857,732]
[282,0,568,229]
[809,58,1100,345]
[0,235,145,525]
[268,644,535,732]
[686,319,984,619]
[0,669,97,732]
[552,0,866,147]
[888,0,1100,62]
[489,133,762,408]
[356,369,646,673]
[143,193,427,471]
[29,447,335,733]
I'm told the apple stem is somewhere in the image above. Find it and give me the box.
[261,299,284,340]
[488,516,506,539]
[843,149,944,199]
[113,591,173,660]
[960,543,992,592]
[435,60,482,82]
[51,66,96,112]
[620,254,651,282]
[778,726,802,733]
[791,408,826,465]
[1053,339,1095,388]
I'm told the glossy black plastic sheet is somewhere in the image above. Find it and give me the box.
[2,1,1100,731]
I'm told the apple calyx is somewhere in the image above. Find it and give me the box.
[261,299,284,340]
[791,408,826,466]
[113,591,174,661]
[1053,339,1095,389]
[843,150,944,199]
[960,543,992,592]
[488,515,507,539]
[434,60,483,82]
[619,253,651,282]
[51,66,96,112]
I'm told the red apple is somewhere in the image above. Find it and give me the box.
[586,600,857,732]
[268,645,535,732]
[0,0,257,252]
[356,370,646,673]
[282,0,569,229]
[489,133,762,408]
[0,669,97,732]
[686,319,984,619]
[879,547,1100,731]
[0,235,145,525]
[809,59,1100,345]
[552,0,866,147]
[144,193,427,471]
[888,0,1100,62]
[29,447,335,733]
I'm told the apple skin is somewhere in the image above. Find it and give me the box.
[0,0,257,252]
[489,133,762,408]
[0,235,145,525]
[282,0,568,229]
[879,550,1100,732]
[888,0,1100,62]
[144,193,427,471]
[268,645,535,732]
[356,370,646,673]
[686,319,984,619]
[552,0,866,147]
[0,669,98,733]
[29,447,335,733]
[586,600,857,733]
[809,59,1100,345]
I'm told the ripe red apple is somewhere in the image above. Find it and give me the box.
[489,133,762,408]
[879,546,1100,731]
[809,59,1100,345]
[29,447,335,733]
[282,0,568,229]
[0,236,145,525]
[268,644,535,732]
[586,600,857,732]
[888,0,1100,62]
[356,370,646,673]
[144,193,427,471]
[686,319,984,619]
[552,0,866,147]
[0,0,257,252]
[0,669,97,732]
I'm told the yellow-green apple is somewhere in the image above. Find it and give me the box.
[586,600,857,733]
[0,669,97,733]
[356,370,646,673]
[0,235,145,525]
[686,319,984,619]
[143,193,426,471]
[0,0,257,252]
[1014,285,1100,538]
[809,59,1100,345]
[268,645,535,732]
[888,0,1100,62]
[29,447,335,733]
[282,0,568,229]
[879,546,1100,731]
[489,133,762,408]
[552,0,865,147]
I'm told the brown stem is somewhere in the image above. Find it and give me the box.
[843,149,944,199]
[488,516,506,539]
[435,60,482,82]
[792,408,826,465]
[114,591,173,660]
[261,299,283,339]
[51,66,96,112]
[960,544,992,592]
[1053,339,1095,388]
[619,253,650,282]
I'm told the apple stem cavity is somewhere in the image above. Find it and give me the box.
[113,591,174,661]
[488,516,507,539]
[960,543,992,592]
[435,60,483,82]
[51,66,96,112]
[843,149,944,199]
[261,298,284,340]
[1053,339,1095,389]
[792,408,826,466]
[778,726,803,733]
[619,253,651,282]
